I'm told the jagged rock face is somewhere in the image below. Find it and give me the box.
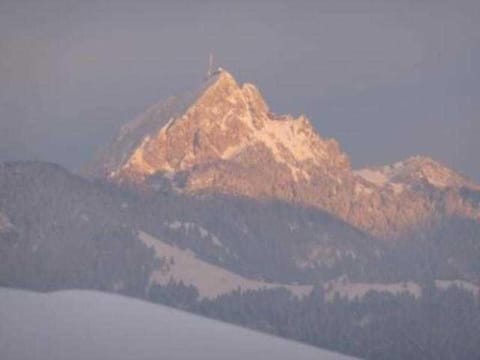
[88,70,480,239]
[109,72,349,182]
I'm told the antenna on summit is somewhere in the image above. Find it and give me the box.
[207,53,214,78]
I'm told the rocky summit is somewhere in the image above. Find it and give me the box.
[87,69,480,239]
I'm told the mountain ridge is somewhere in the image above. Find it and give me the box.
[86,69,480,238]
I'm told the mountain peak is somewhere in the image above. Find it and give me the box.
[198,68,269,118]
[86,70,479,238]
[207,67,237,85]
[356,155,479,191]
[93,68,348,184]
[201,68,239,94]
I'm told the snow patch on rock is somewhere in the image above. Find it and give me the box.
[164,221,224,248]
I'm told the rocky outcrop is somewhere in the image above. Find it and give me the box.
[87,69,480,239]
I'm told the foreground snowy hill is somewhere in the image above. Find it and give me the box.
[0,288,357,360]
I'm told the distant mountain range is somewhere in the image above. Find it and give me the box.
[87,69,480,239]
[1,69,480,360]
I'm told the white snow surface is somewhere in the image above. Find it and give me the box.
[325,280,422,301]
[323,278,479,301]
[435,280,479,294]
[354,169,389,186]
[164,221,224,248]
[140,231,312,299]
[0,288,357,360]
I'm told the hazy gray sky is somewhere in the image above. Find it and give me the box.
[1,0,479,179]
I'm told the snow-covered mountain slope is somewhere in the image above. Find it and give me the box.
[87,69,480,238]
[0,288,357,360]
[0,161,380,291]
[88,70,349,183]
[355,156,480,192]
[139,231,312,298]
[141,230,480,301]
